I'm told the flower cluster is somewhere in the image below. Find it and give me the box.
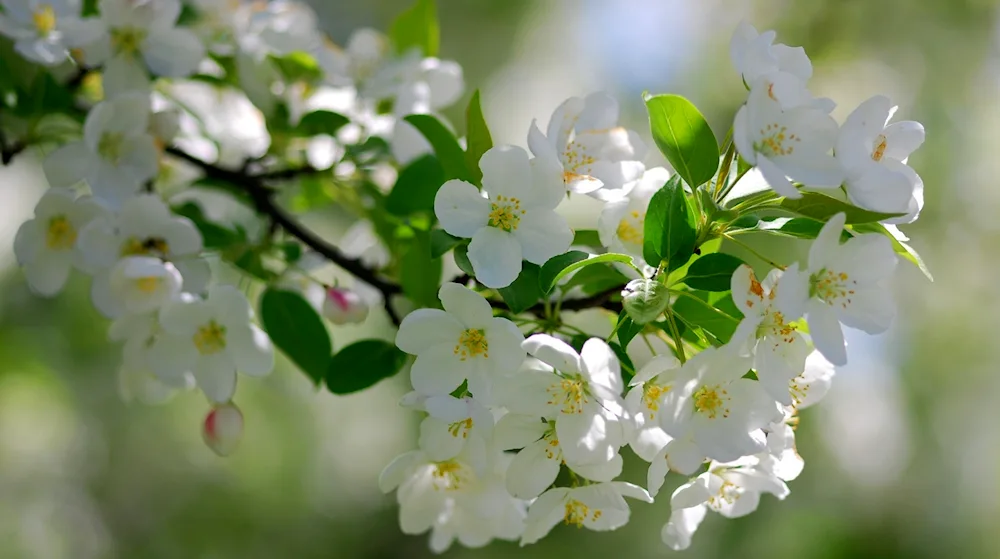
[2,0,927,553]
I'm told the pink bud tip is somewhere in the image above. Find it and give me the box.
[202,402,244,457]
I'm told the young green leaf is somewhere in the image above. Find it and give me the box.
[326,340,408,394]
[539,252,635,293]
[682,253,745,291]
[608,341,635,382]
[464,89,492,186]
[778,192,905,224]
[270,51,323,83]
[622,279,670,324]
[616,310,644,348]
[172,201,245,250]
[385,154,446,216]
[430,229,463,259]
[260,288,333,385]
[644,93,720,188]
[671,291,741,343]
[295,110,350,137]
[453,243,475,277]
[562,264,629,295]
[642,175,697,270]
[389,0,439,56]
[499,263,542,314]
[571,229,603,249]
[404,114,471,181]
[399,230,443,307]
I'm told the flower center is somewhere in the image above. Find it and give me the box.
[562,140,596,177]
[757,308,798,343]
[135,276,161,294]
[447,418,473,439]
[111,27,145,55]
[45,215,77,250]
[542,426,562,460]
[193,320,227,355]
[98,132,125,163]
[642,383,670,419]
[564,499,601,527]
[706,478,740,510]
[693,384,730,419]
[546,375,591,415]
[754,123,801,157]
[454,328,488,361]
[616,210,644,247]
[871,134,887,162]
[487,195,523,232]
[32,5,56,36]
[809,268,857,308]
[431,460,468,491]
[121,236,170,257]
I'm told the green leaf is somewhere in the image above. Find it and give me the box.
[464,89,492,186]
[849,222,933,281]
[622,279,670,324]
[644,93,719,188]
[608,341,635,382]
[778,192,904,224]
[671,291,741,343]
[642,175,697,270]
[539,252,635,294]
[453,243,475,276]
[280,242,302,264]
[404,114,470,181]
[499,263,542,314]
[682,253,745,291]
[563,264,629,295]
[260,288,333,384]
[390,0,439,57]
[616,311,644,348]
[399,230,443,307]
[385,154,446,216]
[326,340,407,394]
[295,110,350,137]
[747,217,853,241]
[232,248,277,281]
[270,51,323,83]
[572,229,602,248]
[171,202,244,250]
[430,229,463,259]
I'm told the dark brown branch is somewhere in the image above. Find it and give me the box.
[490,287,622,315]
[165,146,403,325]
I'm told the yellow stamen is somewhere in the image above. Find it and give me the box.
[32,5,56,36]
[693,384,730,419]
[454,329,488,361]
[135,277,160,293]
[193,320,227,355]
[45,215,76,250]
[487,195,523,232]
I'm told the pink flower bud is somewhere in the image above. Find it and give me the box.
[202,402,243,457]
[322,287,369,324]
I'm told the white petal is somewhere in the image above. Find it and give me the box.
[229,325,274,376]
[480,145,532,202]
[806,300,847,366]
[147,333,197,380]
[577,92,619,131]
[13,220,42,266]
[119,134,159,184]
[485,317,527,376]
[661,506,707,551]
[194,353,237,403]
[143,28,204,77]
[556,411,614,465]
[506,438,561,499]
[467,226,521,289]
[102,54,151,97]
[664,436,706,475]
[208,284,253,325]
[418,417,464,461]
[570,452,622,483]
[421,58,464,110]
[433,179,489,238]
[834,233,897,285]
[395,309,464,355]
[523,333,581,373]
[378,450,422,493]
[581,337,623,394]
[757,156,799,198]
[836,288,895,334]
[882,120,925,160]
[493,414,547,450]
[438,282,493,329]
[512,210,572,265]
[409,342,468,396]
[520,488,569,545]
[808,212,846,272]
[43,141,94,187]
[24,251,73,296]
[845,163,913,214]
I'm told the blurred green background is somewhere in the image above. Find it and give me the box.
[1,0,998,557]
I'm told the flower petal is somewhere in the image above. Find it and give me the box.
[467,226,521,289]
[523,333,581,373]
[512,210,572,265]
[506,438,561,499]
[409,342,468,396]
[438,282,492,328]
[395,309,464,355]
[806,300,847,366]
[194,353,237,403]
[480,145,531,201]
[143,27,204,77]
[229,325,275,376]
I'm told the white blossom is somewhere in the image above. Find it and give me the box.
[528,92,646,200]
[597,166,670,264]
[434,145,571,288]
[417,394,494,470]
[730,21,812,85]
[92,255,182,317]
[0,0,102,65]
[520,482,652,545]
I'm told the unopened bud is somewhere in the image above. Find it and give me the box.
[322,287,369,324]
[622,278,670,324]
[202,402,244,457]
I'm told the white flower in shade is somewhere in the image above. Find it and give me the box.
[528,92,646,200]
[775,213,897,366]
[379,449,526,554]
[434,145,571,288]
[624,354,681,462]
[661,459,790,551]
[495,336,626,469]
[734,76,843,198]
[756,412,805,482]
[790,349,836,409]
[597,167,670,264]
[659,347,782,463]
[418,394,494,470]
[363,51,464,115]
[494,413,623,500]
[836,95,925,223]
[91,256,182,317]
[44,93,159,207]
[157,285,275,403]
[14,189,108,296]
[81,0,205,96]
[395,282,525,398]
[236,0,321,57]
[321,286,369,325]
[340,219,390,269]
[0,0,103,65]
[730,21,812,85]
[202,401,244,456]
[730,264,810,406]
[110,310,194,391]
[520,482,652,545]
[317,27,389,86]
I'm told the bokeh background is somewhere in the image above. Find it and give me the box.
[1,0,998,557]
